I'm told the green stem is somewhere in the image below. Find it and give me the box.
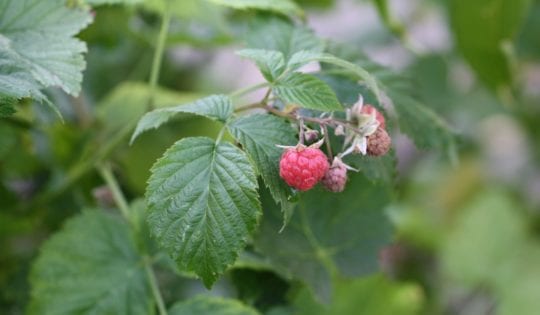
[229,82,269,99]
[97,163,168,315]
[144,257,168,315]
[96,163,130,220]
[148,8,172,110]
[215,125,227,144]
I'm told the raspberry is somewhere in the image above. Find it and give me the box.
[321,158,348,192]
[367,128,391,156]
[361,105,386,129]
[279,146,329,191]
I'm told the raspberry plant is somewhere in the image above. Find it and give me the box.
[12,0,537,313]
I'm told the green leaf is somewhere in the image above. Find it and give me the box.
[208,0,302,17]
[28,210,153,315]
[323,43,456,157]
[294,275,423,315]
[0,0,92,96]
[0,95,16,117]
[0,49,47,103]
[146,137,261,287]
[227,114,297,226]
[345,152,397,186]
[255,174,393,301]
[85,0,141,4]
[389,91,456,158]
[245,16,324,60]
[442,191,528,286]
[131,95,233,143]
[273,72,342,111]
[169,296,260,315]
[449,0,530,92]
[287,51,382,102]
[236,49,286,82]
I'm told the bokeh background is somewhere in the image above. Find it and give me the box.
[1,0,540,314]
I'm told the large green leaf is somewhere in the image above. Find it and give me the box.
[245,16,323,60]
[0,0,92,97]
[131,95,233,143]
[442,191,528,286]
[208,0,302,17]
[169,296,260,315]
[449,0,530,91]
[255,174,393,301]
[273,72,342,111]
[236,49,286,82]
[28,211,153,315]
[146,137,261,287]
[441,191,540,315]
[228,114,297,226]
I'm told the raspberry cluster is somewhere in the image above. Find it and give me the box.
[278,96,392,192]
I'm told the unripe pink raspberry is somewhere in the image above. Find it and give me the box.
[367,128,391,156]
[321,158,348,192]
[361,105,386,129]
[279,146,329,191]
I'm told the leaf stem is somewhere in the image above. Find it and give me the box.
[229,82,269,99]
[97,163,168,315]
[144,256,168,315]
[148,8,172,110]
[96,163,130,221]
[215,125,227,144]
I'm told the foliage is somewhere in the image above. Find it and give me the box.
[1,0,538,314]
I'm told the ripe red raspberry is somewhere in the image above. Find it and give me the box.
[279,146,329,191]
[361,105,386,129]
[367,128,391,156]
[321,158,348,192]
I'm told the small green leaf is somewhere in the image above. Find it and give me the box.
[255,174,393,301]
[28,210,153,315]
[287,51,382,102]
[208,0,302,16]
[273,72,342,111]
[245,16,323,60]
[228,114,297,226]
[236,49,286,82]
[147,137,261,287]
[169,296,260,315]
[131,95,233,143]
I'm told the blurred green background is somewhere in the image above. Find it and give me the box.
[1,0,540,314]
